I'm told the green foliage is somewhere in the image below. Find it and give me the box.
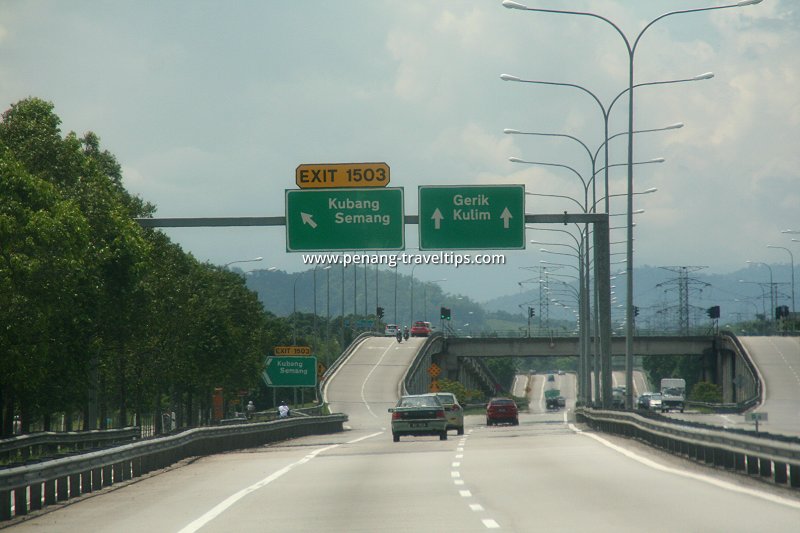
[0,98,276,435]
[642,354,704,397]
[689,381,722,403]
[436,379,485,405]
[483,357,518,393]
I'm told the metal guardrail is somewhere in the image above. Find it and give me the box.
[719,331,762,410]
[0,414,347,522]
[320,331,375,403]
[0,428,141,466]
[402,333,445,396]
[577,408,800,488]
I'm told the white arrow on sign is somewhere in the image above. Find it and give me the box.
[500,207,512,229]
[431,208,444,230]
[301,212,318,229]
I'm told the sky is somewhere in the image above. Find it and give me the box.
[1,0,798,303]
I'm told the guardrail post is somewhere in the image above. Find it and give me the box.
[44,479,57,505]
[734,453,746,473]
[81,470,92,494]
[113,462,123,484]
[13,487,26,515]
[132,456,142,478]
[56,476,68,501]
[69,473,81,498]
[92,467,103,491]
[102,465,113,487]
[746,455,759,476]
[773,462,788,485]
[759,458,772,479]
[30,483,42,511]
[0,489,11,520]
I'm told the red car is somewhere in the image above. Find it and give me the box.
[486,397,519,426]
[410,321,432,337]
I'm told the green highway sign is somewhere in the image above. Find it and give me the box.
[286,188,404,251]
[262,356,318,387]
[418,185,525,250]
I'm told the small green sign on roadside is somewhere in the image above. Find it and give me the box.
[285,188,404,251]
[418,185,525,250]
[262,356,318,387]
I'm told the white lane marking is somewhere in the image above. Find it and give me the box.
[459,490,472,497]
[568,424,800,510]
[178,444,340,533]
[360,342,396,418]
[451,471,461,478]
[452,462,461,467]
[470,504,484,512]
[482,519,501,529]
[348,432,383,444]
[454,479,465,485]
[457,447,464,452]
[455,454,464,459]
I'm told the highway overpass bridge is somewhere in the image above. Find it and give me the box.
[409,332,758,408]
[442,335,714,358]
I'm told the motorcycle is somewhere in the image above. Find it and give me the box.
[403,327,409,340]
[396,329,403,343]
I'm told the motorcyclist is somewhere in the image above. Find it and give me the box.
[396,328,403,343]
[403,326,409,340]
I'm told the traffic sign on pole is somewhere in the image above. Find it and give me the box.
[273,346,312,356]
[262,356,318,387]
[296,163,390,189]
[286,188,404,251]
[418,185,525,249]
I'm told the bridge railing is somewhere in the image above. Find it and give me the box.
[577,408,799,488]
[0,415,347,522]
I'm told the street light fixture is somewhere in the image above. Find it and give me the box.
[503,0,764,411]
[224,256,263,268]
[766,246,795,314]
[746,261,775,318]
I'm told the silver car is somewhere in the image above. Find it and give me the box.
[435,392,465,435]
[648,393,663,412]
[389,394,448,442]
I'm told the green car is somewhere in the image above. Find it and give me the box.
[389,394,448,442]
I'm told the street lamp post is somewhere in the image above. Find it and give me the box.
[767,245,795,314]
[292,273,303,345]
[746,261,775,318]
[503,0,763,409]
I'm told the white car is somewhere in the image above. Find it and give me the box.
[384,324,399,337]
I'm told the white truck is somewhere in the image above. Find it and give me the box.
[660,378,686,413]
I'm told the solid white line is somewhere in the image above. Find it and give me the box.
[177,444,340,533]
[360,341,395,418]
[347,432,383,444]
[568,424,800,510]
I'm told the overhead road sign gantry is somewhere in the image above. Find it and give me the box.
[418,185,525,250]
[286,188,404,251]
[296,162,390,189]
